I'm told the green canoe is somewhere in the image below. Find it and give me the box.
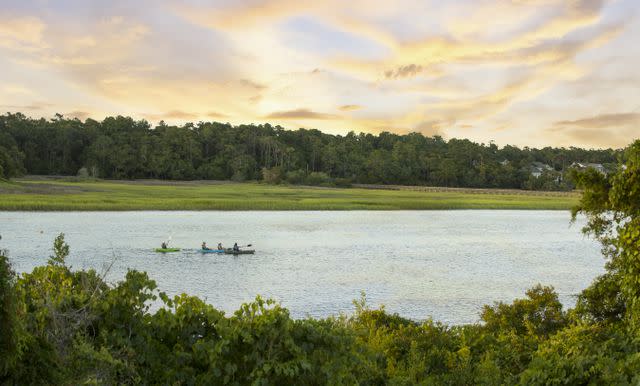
[154,248,181,253]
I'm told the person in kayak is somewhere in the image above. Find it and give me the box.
[233,242,239,252]
[202,242,210,250]
[217,242,223,250]
[161,241,167,249]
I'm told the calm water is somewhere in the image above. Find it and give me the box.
[1,211,603,324]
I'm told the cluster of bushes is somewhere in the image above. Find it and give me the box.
[261,167,351,187]
[1,140,639,384]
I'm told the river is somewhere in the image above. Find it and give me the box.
[1,210,603,324]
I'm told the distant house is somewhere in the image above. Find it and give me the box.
[499,159,510,166]
[570,162,607,175]
[529,162,553,178]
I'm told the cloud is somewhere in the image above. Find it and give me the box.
[173,0,313,30]
[207,111,229,119]
[413,72,540,127]
[264,108,340,120]
[338,104,362,111]
[0,102,53,111]
[144,110,230,121]
[554,112,640,128]
[325,0,624,95]
[384,64,424,79]
[238,79,266,90]
[0,15,47,52]
[248,95,262,104]
[548,111,640,148]
[553,126,636,148]
[237,79,266,106]
[163,110,199,120]
[2,84,34,95]
[145,110,198,121]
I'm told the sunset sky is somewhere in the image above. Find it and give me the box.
[0,0,638,148]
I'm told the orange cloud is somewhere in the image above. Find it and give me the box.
[545,111,640,148]
[555,112,640,128]
[338,104,362,111]
[0,102,53,111]
[238,79,266,90]
[173,0,314,30]
[265,108,340,120]
[207,111,229,119]
[384,64,424,79]
[145,110,230,122]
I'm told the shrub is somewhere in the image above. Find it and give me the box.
[334,177,352,188]
[305,171,331,186]
[77,167,90,178]
[261,167,283,184]
[285,169,306,184]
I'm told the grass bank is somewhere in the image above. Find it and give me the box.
[0,178,578,211]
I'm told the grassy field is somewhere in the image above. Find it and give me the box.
[0,178,579,211]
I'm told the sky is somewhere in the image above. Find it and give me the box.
[0,0,638,149]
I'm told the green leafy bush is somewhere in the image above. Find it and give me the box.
[305,172,331,186]
[285,169,306,184]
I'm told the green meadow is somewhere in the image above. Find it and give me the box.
[0,178,578,211]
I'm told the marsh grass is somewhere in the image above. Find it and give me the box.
[0,178,578,211]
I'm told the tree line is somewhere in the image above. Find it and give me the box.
[1,141,640,384]
[0,112,622,190]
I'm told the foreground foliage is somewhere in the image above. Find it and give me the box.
[1,141,639,384]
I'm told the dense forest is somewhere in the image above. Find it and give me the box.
[1,141,639,384]
[0,113,622,190]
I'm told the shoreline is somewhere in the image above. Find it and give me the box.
[0,177,578,211]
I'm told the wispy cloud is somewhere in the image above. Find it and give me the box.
[554,112,640,128]
[265,108,340,120]
[0,102,53,111]
[384,64,424,79]
[238,78,267,90]
[338,104,362,111]
[0,15,47,52]
[145,110,230,122]
[548,111,640,147]
[3,84,34,95]
[207,111,229,119]
[150,110,199,120]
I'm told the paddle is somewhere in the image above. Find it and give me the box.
[227,244,252,251]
